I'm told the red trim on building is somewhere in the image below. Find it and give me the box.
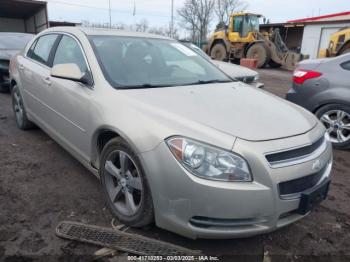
[287,11,350,23]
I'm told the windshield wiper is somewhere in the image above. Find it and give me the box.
[120,83,174,89]
[184,79,232,86]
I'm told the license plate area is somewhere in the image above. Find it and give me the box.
[297,179,330,215]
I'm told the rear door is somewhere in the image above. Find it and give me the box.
[42,34,94,162]
[20,34,60,123]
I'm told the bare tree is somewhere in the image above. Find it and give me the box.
[215,0,247,25]
[148,23,179,39]
[178,0,215,42]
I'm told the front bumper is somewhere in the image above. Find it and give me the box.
[140,124,332,239]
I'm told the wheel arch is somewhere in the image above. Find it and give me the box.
[209,39,228,54]
[91,126,140,170]
[10,79,17,93]
[312,100,350,114]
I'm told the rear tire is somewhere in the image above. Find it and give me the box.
[316,104,350,150]
[11,85,34,130]
[246,44,270,68]
[210,43,227,61]
[100,137,154,227]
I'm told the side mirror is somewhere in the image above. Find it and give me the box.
[51,63,93,86]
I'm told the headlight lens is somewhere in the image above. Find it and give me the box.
[166,137,252,182]
[253,74,259,82]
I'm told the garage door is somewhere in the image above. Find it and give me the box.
[318,27,342,54]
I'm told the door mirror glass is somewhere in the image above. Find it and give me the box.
[51,63,86,83]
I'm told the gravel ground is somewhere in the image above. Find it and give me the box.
[0,69,349,262]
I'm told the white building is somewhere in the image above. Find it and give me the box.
[288,12,350,59]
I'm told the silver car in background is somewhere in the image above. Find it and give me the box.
[10,27,332,239]
[181,41,264,89]
[287,54,350,149]
[0,33,34,92]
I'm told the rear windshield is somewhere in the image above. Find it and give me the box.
[0,35,34,50]
[89,35,232,89]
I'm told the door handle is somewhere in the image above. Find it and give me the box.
[43,77,51,86]
[19,64,24,71]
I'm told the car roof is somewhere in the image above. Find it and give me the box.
[43,26,172,40]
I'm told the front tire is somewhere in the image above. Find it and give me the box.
[11,85,34,130]
[100,137,154,227]
[316,104,350,149]
[210,43,227,61]
[246,44,270,68]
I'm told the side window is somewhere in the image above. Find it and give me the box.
[233,16,243,34]
[30,34,58,66]
[341,61,350,71]
[27,39,38,58]
[53,35,88,73]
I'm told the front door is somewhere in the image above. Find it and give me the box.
[43,34,94,162]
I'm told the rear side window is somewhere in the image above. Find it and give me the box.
[341,61,350,71]
[53,35,88,73]
[29,34,58,66]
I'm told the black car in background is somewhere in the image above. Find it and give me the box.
[0,33,34,92]
[286,54,350,149]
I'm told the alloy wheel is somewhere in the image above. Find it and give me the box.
[320,110,350,144]
[104,150,143,216]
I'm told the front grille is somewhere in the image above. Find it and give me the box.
[266,136,325,165]
[278,164,327,197]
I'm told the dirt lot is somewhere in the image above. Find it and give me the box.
[1,69,350,262]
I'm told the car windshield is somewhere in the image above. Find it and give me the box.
[0,34,33,50]
[182,42,211,61]
[242,16,260,37]
[89,35,232,89]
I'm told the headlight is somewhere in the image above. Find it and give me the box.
[253,74,259,82]
[166,137,252,182]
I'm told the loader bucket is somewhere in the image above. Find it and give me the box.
[282,52,304,71]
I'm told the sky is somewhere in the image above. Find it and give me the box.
[45,0,350,30]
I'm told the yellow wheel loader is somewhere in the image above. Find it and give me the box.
[319,27,350,58]
[207,13,305,69]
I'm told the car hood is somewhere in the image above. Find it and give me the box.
[211,60,257,78]
[123,82,317,141]
[0,49,21,60]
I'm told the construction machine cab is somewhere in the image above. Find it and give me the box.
[230,13,261,39]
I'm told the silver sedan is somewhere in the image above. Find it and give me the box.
[10,27,332,239]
